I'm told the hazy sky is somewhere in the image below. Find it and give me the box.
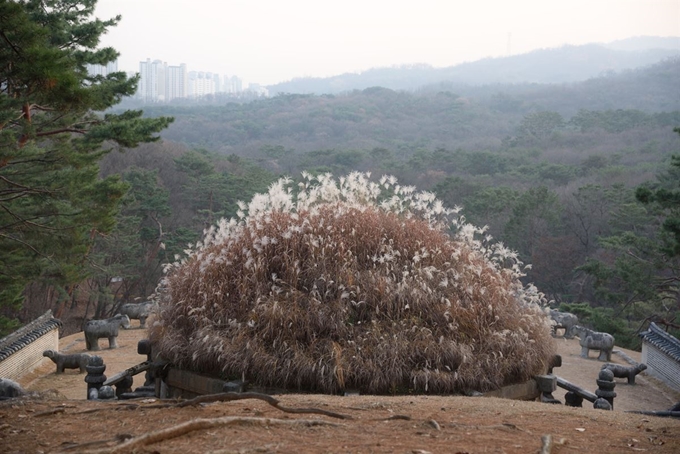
[94,0,679,86]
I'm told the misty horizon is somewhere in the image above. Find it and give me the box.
[93,0,680,86]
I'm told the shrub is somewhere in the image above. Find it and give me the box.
[150,172,554,394]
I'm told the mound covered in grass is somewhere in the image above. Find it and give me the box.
[150,173,554,394]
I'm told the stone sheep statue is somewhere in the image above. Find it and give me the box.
[573,325,614,361]
[601,362,647,385]
[42,350,92,373]
[549,309,579,339]
[84,314,131,351]
[119,301,154,328]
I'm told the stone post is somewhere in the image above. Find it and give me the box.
[84,355,106,400]
[594,368,616,410]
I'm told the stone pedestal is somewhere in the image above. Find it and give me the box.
[84,355,106,400]
[535,374,560,404]
[594,368,616,410]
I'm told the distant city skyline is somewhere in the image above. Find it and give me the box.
[88,59,249,102]
[94,0,679,86]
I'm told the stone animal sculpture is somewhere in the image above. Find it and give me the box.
[42,350,92,373]
[119,301,154,328]
[573,325,614,361]
[549,309,579,339]
[601,362,647,385]
[84,314,131,351]
[0,378,25,399]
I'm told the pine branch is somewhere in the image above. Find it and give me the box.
[0,232,55,262]
[36,127,87,137]
[28,104,54,112]
[0,30,21,56]
[0,175,53,192]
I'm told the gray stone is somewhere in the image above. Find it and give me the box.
[574,325,614,362]
[43,350,92,374]
[549,310,579,338]
[84,314,131,351]
[223,380,246,393]
[0,378,25,399]
[98,385,115,399]
[601,362,647,385]
[564,391,583,407]
[119,302,154,328]
[593,398,612,410]
[595,367,616,410]
[547,354,562,374]
[115,375,134,398]
[85,355,107,400]
[535,375,557,393]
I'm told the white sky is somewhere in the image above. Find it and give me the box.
[94,0,680,86]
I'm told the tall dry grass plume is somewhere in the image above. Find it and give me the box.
[150,172,555,394]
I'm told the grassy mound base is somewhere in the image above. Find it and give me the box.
[150,174,554,394]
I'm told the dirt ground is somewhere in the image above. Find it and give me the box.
[2,324,679,453]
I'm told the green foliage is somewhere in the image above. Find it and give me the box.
[0,0,171,327]
[569,109,666,133]
[174,149,277,228]
[460,186,519,234]
[636,146,680,256]
[504,186,561,258]
[516,111,565,141]
[575,140,680,342]
[86,167,172,316]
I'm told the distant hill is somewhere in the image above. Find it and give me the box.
[139,58,680,157]
[603,36,680,51]
[268,37,680,95]
[428,57,680,117]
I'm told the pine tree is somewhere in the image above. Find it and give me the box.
[0,0,172,330]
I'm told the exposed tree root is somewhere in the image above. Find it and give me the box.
[73,403,140,414]
[77,416,342,453]
[147,391,352,419]
[33,407,65,417]
[58,434,133,451]
[449,422,531,433]
[382,414,412,421]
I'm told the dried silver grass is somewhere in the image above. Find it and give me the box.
[150,172,555,394]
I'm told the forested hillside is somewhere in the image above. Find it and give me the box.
[268,40,679,95]
[96,58,680,348]
[3,8,678,350]
[139,58,680,154]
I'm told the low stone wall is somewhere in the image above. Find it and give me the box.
[0,311,61,381]
[642,343,680,392]
[640,322,680,392]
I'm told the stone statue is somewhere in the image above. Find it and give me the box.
[42,350,92,373]
[549,309,578,338]
[84,314,131,351]
[0,378,25,399]
[573,325,614,361]
[601,362,647,385]
[119,302,154,328]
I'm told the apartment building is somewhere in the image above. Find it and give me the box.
[139,58,167,102]
[137,59,246,102]
[167,63,188,101]
[85,60,119,77]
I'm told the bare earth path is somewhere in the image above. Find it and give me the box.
[1,327,678,453]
